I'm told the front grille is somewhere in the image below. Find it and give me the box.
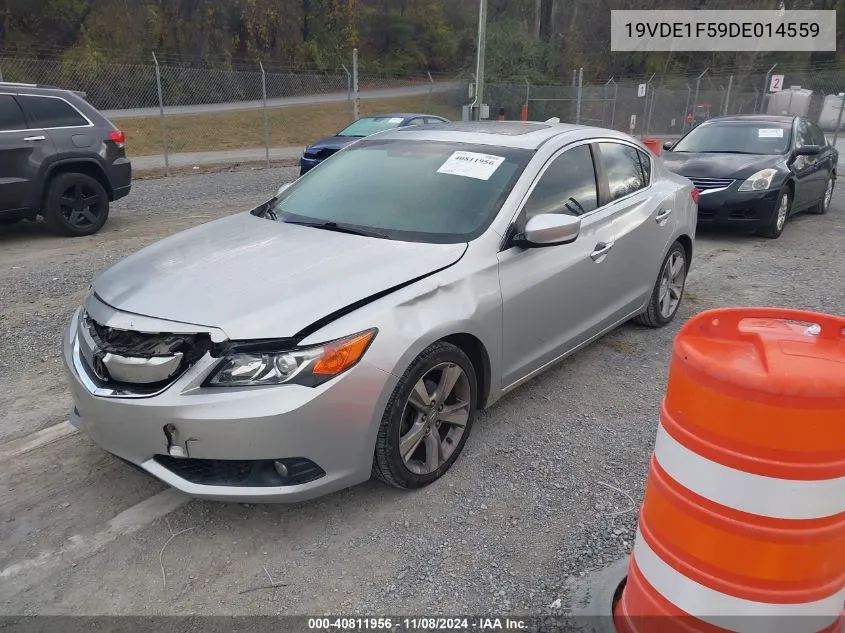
[153,456,326,487]
[79,311,212,389]
[690,177,734,192]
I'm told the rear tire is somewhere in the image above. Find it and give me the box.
[42,173,110,237]
[757,188,791,239]
[634,241,688,328]
[372,342,478,490]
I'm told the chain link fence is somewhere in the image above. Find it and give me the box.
[486,63,845,146]
[0,54,463,173]
[5,53,845,175]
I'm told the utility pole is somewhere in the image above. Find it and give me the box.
[470,0,488,121]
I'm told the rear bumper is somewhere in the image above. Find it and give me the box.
[696,188,780,227]
[108,158,132,201]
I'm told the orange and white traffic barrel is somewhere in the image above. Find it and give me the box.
[614,308,845,633]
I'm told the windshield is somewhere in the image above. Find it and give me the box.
[337,116,407,137]
[672,121,792,155]
[269,139,532,244]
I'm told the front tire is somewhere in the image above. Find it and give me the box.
[757,188,791,239]
[634,241,688,328]
[809,173,834,215]
[372,342,478,490]
[42,173,110,237]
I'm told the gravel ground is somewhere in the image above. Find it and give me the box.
[0,168,843,618]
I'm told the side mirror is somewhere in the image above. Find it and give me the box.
[516,213,581,247]
[275,182,294,198]
[663,141,674,151]
[795,145,822,156]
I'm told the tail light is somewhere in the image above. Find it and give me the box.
[690,187,700,204]
[109,130,125,145]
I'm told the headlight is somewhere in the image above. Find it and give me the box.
[206,329,377,388]
[738,169,777,192]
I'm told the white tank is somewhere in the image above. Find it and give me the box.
[765,88,813,117]
[818,93,845,131]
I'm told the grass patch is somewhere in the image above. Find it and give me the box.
[119,95,462,157]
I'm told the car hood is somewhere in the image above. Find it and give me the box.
[92,213,467,340]
[307,136,359,152]
[661,152,782,179]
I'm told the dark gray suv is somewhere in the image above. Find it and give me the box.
[0,82,132,236]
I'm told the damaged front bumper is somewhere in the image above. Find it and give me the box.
[61,299,397,503]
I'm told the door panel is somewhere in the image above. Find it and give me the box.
[498,209,617,386]
[791,119,824,210]
[0,131,55,212]
[498,142,618,387]
[594,143,674,319]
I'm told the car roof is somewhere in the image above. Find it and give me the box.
[702,114,796,124]
[0,82,87,99]
[371,120,624,150]
[359,112,447,120]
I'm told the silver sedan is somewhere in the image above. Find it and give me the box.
[61,121,697,502]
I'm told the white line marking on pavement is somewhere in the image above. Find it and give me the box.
[0,421,78,461]
[0,489,191,586]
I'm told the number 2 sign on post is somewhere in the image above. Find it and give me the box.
[770,75,784,92]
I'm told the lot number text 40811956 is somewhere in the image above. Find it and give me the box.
[307,617,528,631]
[624,21,820,39]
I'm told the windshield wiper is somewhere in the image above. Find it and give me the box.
[700,150,760,154]
[283,219,389,239]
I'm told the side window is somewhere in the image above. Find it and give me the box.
[637,149,652,185]
[598,142,647,202]
[808,121,827,146]
[521,144,598,221]
[795,119,812,148]
[425,117,445,125]
[16,95,89,129]
[405,117,425,126]
[0,95,26,131]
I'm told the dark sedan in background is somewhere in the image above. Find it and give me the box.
[300,112,451,175]
[662,115,838,239]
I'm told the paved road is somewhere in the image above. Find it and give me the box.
[104,82,460,120]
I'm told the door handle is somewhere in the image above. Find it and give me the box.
[23,135,46,142]
[590,241,615,261]
[655,208,673,223]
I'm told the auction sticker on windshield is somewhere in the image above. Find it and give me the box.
[758,128,784,138]
[437,151,506,181]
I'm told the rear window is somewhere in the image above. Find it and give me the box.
[0,95,26,131]
[17,95,89,129]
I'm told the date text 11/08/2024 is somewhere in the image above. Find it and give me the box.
[307,617,529,631]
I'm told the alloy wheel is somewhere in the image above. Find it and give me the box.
[775,193,790,231]
[399,362,471,475]
[824,178,834,211]
[60,183,104,229]
[658,250,686,319]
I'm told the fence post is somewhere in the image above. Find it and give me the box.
[682,83,691,133]
[753,88,760,114]
[426,71,434,112]
[0,63,4,82]
[352,48,360,120]
[610,79,618,129]
[761,63,777,113]
[152,52,170,176]
[522,78,530,121]
[646,86,657,136]
[342,64,351,101]
[259,61,270,168]
[723,75,733,115]
[642,73,655,138]
[692,67,708,128]
[575,67,583,124]
[833,92,845,147]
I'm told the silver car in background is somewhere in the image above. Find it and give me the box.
[62,121,697,502]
